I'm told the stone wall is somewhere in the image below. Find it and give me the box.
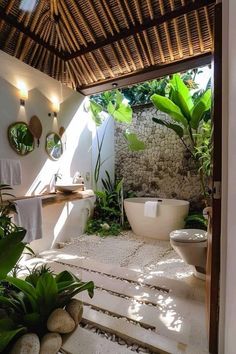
[115,105,203,209]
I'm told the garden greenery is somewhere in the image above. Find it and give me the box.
[0,185,94,352]
[89,90,145,188]
[86,171,124,236]
[151,73,212,200]
[88,67,212,236]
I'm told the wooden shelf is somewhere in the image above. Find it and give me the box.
[4,191,95,208]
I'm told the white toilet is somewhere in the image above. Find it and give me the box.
[170,229,207,280]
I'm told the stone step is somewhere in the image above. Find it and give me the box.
[83,306,185,354]
[39,250,203,300]
[24,258,208,353]
[49,261,205,325]
[61,326,135,354]
[77,289,192,345]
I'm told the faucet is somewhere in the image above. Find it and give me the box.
[54,172,62,184]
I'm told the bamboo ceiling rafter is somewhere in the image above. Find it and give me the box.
[0,0,215,94]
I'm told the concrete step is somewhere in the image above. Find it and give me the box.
[49,261,205,329]
[39,249,204,301]
[24,257,208,354]
[61,326,135,354]
[77,288,191,345]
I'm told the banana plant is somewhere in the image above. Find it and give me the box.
[151,74,212,199]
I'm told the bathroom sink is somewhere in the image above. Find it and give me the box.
[55,184,84,193]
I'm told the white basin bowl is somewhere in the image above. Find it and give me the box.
[56,184,84,193]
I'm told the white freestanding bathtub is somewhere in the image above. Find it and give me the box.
[124,197,189,240]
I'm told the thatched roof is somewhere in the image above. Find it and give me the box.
[0,0,215,94]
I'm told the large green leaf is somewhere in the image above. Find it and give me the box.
[151,94,188,127]
[123,131,146,151]
[0,318,26,352]
[0,229,26,279]
[55,270,76,284]
[152,118,184,138]
[170,74,193,120]
[6,277,37,311]
[115,178,124,194]
[35,273,58,321]
[89,100,103,126]
[108,102,132,124]
[191,89,212,130]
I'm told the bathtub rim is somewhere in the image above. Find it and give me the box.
[124,197,190,207]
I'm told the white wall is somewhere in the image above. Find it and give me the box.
[0,52,94,253]
[91,115,115,189]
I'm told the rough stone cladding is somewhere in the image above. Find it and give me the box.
[115,106,203,209]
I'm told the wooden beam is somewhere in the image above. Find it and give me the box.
[66,0,215,60]
[78,52,212,95]
[0,6,66,59]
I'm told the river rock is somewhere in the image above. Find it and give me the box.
[40,333,62,354]
[47,308,75,334]
[10,333,40,354]
[65,299,83,325]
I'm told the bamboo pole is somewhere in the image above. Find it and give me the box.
[159,0,174,61]
[87,0,107,38]
[101,0,120,33]
[88,53,106,79]
[121,39,137,71]
[169,0,183,58]
[97,0,114,35]
[117,0,144,69]
[181,0,194,56]
[115,42,131,72]
[69,2,96,43]
[204,6,213,43]
[194,9,204,52]
[58,0,85,47]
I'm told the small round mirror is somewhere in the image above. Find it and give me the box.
[8,122,34,155]
[45,132,63,160]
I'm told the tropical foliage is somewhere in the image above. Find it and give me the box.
[89,90,144,188]
[0,185,94,352]
[185,212,207,230]
[0,267,94,352]
[86,171,124,236]
[90,68,205,107]
[0,184,17,238]
[151,73,212,199]
[0,217,94,352]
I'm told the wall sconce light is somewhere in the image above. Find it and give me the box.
[49,97,60,118]
[18,81,28,106]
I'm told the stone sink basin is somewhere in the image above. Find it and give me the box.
[55,184,84,193]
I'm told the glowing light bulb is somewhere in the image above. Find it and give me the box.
[51,97,60,117]
[17,81,28,106]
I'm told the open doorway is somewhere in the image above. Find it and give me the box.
[40,62,215,354]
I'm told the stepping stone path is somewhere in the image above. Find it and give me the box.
[25,250,209,354]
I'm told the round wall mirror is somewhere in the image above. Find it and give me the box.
[8,122,34,156]
[45,132,63,160]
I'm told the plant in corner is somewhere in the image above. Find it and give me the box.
[89,90,145,188]
[0,190,95,353]
[151,74,212,204]
[86,171,124,236]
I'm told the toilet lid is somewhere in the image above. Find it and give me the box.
[170,229,207,243]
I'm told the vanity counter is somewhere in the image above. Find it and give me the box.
[6,190,95,208]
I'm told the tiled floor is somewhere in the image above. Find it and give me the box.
[35,231,208,354]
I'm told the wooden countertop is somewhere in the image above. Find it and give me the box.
[4,191,95,208]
